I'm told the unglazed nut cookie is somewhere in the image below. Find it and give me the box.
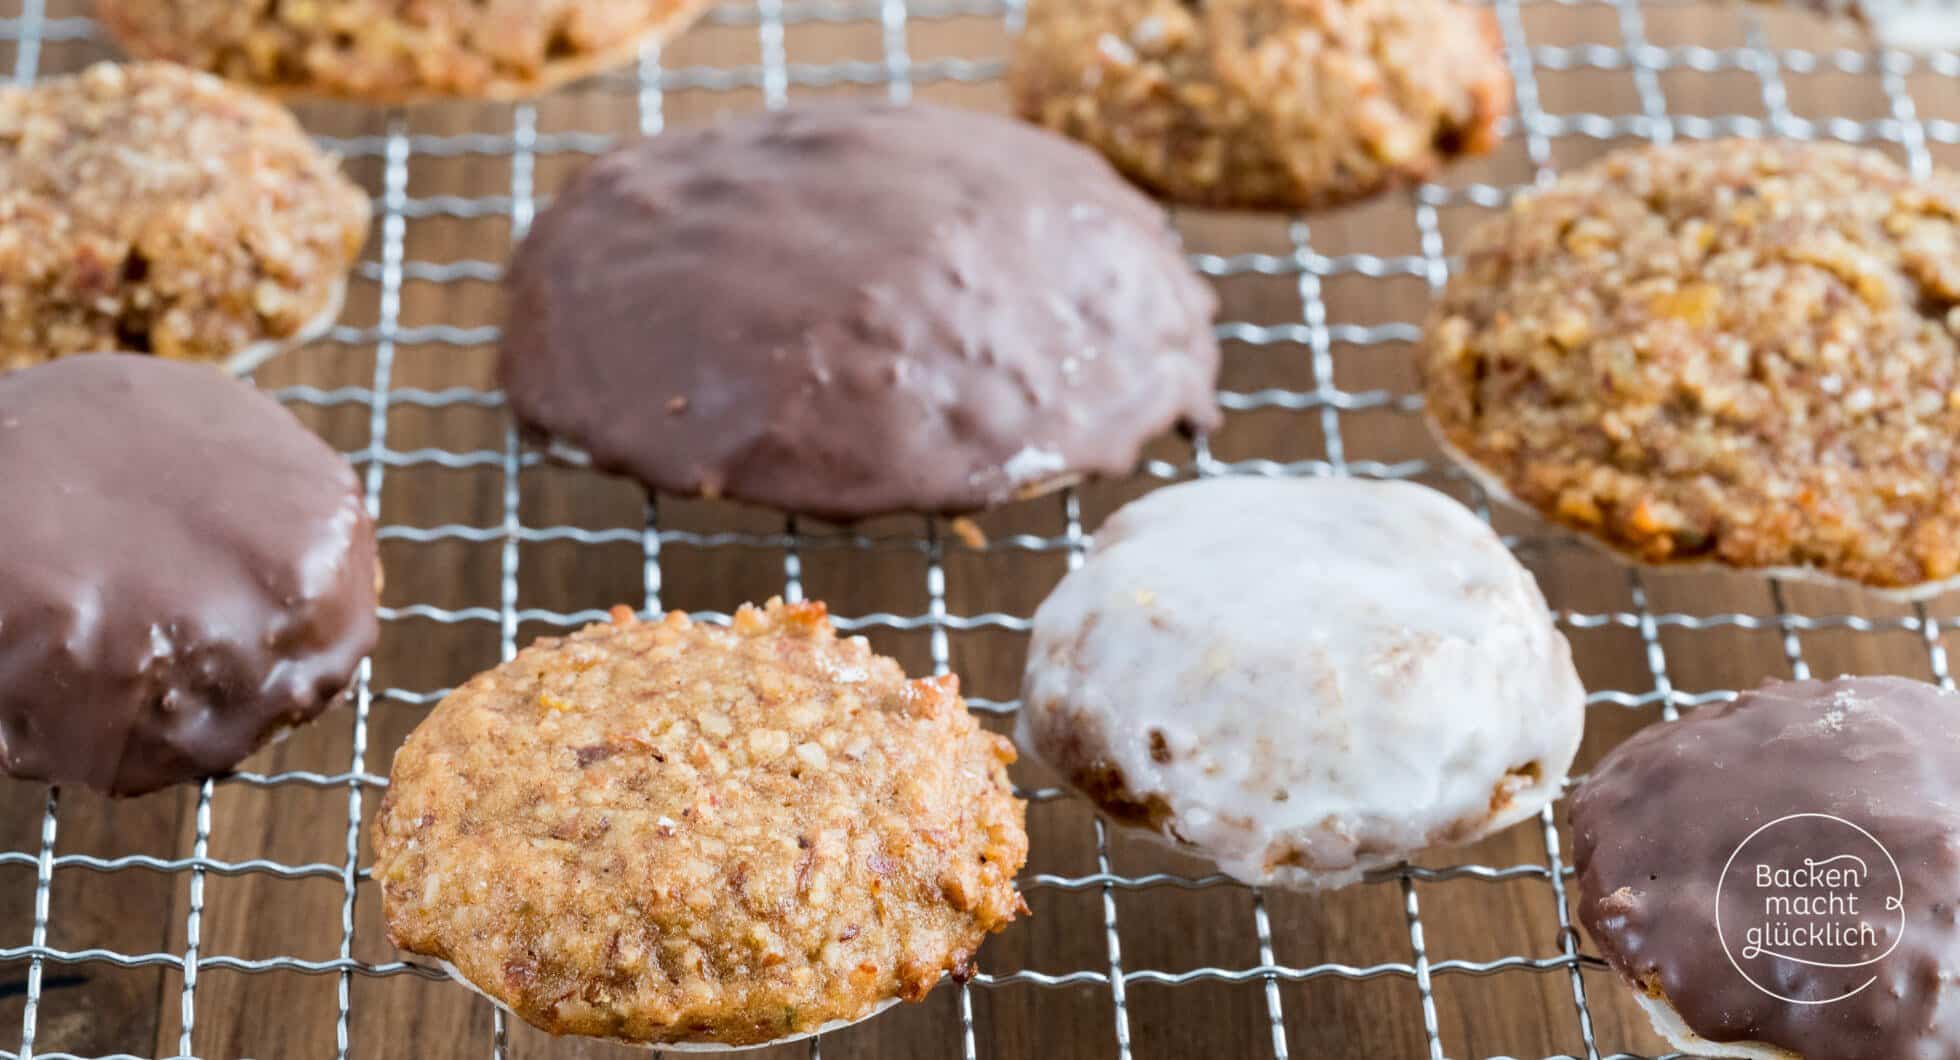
[1424,139,1960,596]
[0,62,367,374]
[1009,0,1511,210]
[0,354,379,796]
[1570,676,1960,1059]
[98,0,711,103]
[499,101,1220,521]
[373,600,1029,1047]
[1018,477,1584,889]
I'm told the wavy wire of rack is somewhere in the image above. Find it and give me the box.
[3,0,1960,1057]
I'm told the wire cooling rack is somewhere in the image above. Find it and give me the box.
[5,0,1960,1057]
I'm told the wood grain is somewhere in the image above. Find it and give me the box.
[2,1,1958,1057]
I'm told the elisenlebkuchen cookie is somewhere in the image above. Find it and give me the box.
[498,101,1220,522]
[373,600,1028,1047]
[98,0,711,103]
[1570,676,1960,1060]
[1424,139,1960,597]
[1018,476,1584,889]
[0,62,367,374]
[1009,0,1511,210]
[0,354,379,796]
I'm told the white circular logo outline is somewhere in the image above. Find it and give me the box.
[1713,812,1906,1006]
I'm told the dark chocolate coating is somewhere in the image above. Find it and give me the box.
[1571,676,1960,1059]
[0,354,378,796]
[499,101,1220,521]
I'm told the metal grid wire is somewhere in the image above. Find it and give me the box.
[2,0,1958,1057]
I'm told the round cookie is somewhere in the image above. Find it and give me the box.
[372,600,1028,1047]
[98,0,710,103]
[498,101,1220,522]
[1017,476,1584,889]
[1008,0,1511,210]
[0,62,367,374]
[1423,139,1960,597]
[0,354,379,796]
[1570,676,1960,1060]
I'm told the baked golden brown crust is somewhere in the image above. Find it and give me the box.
[1424,139,1960,593]
[372,601,1028,1046]
[0,62,366,372]
[98,0,712,103]
[1008,0,1510,210]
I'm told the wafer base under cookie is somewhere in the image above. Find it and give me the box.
[529,432,1083,517]
[1632,991,1803,1060]
[221,277,346,377]
[428,958,902,1051]
[1425,415,1960,603]
[1083,761,1568,891]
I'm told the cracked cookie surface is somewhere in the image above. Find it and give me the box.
[373,600,1027,1046]
[1424,139,1960,594]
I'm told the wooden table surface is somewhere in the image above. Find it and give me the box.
[4,1,1958,1057]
